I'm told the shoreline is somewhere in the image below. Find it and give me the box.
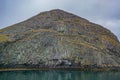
[0,67,120,72]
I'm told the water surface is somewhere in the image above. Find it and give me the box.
[0,70,120,80]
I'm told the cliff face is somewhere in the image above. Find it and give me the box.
[0,9,120,69]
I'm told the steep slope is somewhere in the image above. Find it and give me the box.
[0,9,120,70]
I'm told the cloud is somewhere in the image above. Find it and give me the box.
[94,0,120,19]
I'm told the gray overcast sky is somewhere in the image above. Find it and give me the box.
[0,0,120,40]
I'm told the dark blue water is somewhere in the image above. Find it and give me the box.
[0,70,120,80]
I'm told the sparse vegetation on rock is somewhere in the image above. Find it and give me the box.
[0,9,120,70]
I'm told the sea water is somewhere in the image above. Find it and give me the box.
[0,70,120,80]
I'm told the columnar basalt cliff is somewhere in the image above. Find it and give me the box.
[0,9,120,70]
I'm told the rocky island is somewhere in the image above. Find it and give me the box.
[0,9,120,71]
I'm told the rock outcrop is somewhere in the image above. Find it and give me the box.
[0,9,120,70]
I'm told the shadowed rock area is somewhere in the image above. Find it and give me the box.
[0,9,120,70]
